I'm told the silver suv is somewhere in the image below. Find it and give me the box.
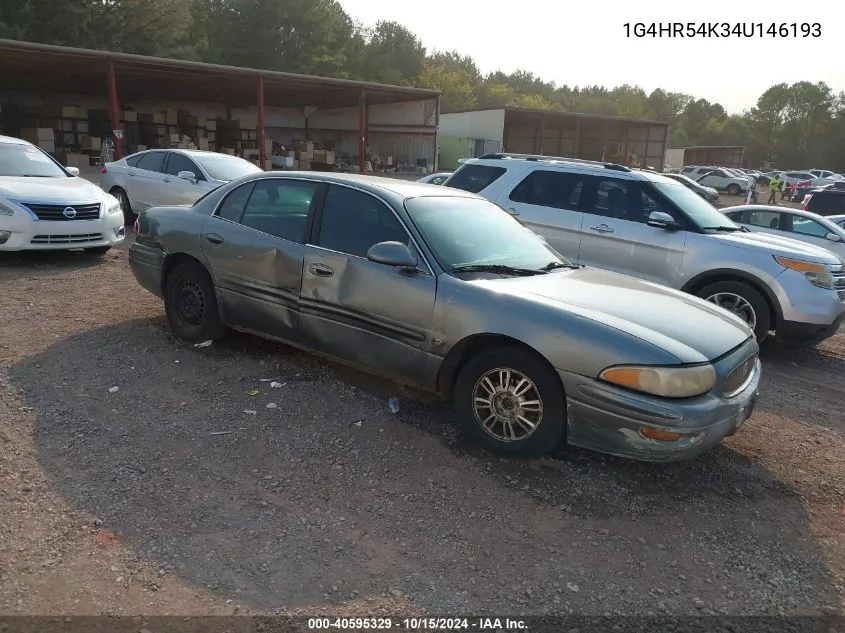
[444,154,845,345]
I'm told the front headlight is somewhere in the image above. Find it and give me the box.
[599,364,717,398]
[104,194,122,215]
[774,256,836,290]
[0,200,15,217]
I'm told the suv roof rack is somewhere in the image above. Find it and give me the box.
[476,152,631,172]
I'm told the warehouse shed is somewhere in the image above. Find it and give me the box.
[438,107,668,171]
[0,39,440,176]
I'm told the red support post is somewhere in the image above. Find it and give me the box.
[257,76,266,169]
[106,60,123,160]
[358,89,367,173]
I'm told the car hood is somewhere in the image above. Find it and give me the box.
[714,230,841,263]
[471,267,752,363]
[0,176,107,202]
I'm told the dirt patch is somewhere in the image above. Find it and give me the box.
[0,243,842,616]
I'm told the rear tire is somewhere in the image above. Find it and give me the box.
[726,184,741,195]
[163,260,227,343]
[697,280,771,343]
[454,346,566,458]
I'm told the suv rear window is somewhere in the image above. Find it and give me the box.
[807,192,845,216]
[445,164,507,193]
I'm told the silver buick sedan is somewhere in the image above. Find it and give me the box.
[129,172,761,461]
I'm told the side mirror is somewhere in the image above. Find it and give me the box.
[65,166,80,176]
[647,211,679,230]
[177,170,197,183]
[366,241,419,270]
[826,232,841,242]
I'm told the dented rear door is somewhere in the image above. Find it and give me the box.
[199,178,321,343]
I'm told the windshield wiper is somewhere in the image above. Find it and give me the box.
[450,264,545,276]
[539,261,580,271]
[702,225,745,232]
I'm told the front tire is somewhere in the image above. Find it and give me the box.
[163,260,227,343]
[697,280,771,342]
[454,346,566,458]
[726,184,741,195]
[110,187,135,224]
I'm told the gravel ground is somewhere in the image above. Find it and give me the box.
[0,240,843,617]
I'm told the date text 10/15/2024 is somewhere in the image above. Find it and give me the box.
[308,618,526,630]
[623,22,821,37]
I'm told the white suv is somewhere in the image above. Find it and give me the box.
[0,135,125,252]
[443,154,845,346]
[681,165,750,195]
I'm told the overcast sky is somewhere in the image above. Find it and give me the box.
[337,0,842,114]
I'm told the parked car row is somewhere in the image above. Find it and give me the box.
[2,135,842,464]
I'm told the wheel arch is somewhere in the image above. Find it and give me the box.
[436,333,564,401]
[681,269,783,327]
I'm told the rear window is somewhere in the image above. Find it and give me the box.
[445,164,507,193]
[807,192,845,216]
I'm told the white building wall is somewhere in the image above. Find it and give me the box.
[438,109,505,142]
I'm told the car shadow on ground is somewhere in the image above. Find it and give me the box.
[11,320,839,614]
[0,239,131,278]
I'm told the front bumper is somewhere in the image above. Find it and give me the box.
[0,215,125,251]
[559,350,761,463]
[772,268,845,339]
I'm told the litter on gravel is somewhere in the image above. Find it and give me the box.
[107,386,119,394]
[193,340,213,348]
[247,389,260,396]
[266,402,278,409]
[210,431,234,436]
[270,381,285,388]
[243,410,257,415]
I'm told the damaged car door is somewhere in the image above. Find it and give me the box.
[200,177,321,342]
[299,184,437,387]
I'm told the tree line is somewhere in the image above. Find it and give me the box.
[2,0,843,170]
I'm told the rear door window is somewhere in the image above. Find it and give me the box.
[445,164,507,193]
[508,170,584,210]
[135,151,167,173]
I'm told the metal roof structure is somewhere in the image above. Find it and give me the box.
[443,106,668,127]
[0,39,439,109]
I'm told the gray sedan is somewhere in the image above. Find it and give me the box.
[129,172,761,461]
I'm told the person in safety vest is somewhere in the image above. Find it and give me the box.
[768,175,780,205]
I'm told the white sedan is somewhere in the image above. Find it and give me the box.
[0,135,124,253]
[722,205,845,260]
[101,149,263,222]
[416,172,453,185]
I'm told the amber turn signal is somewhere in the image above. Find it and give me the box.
[640,426,682,442]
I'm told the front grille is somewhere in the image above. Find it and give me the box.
[23,202,101,221]
[30,233,103,245]
[723,352,758,398]
[834,271,845,301]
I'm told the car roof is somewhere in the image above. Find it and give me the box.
[723,204,842,225]
[462,155,671,183]
[0,135,34,147]
[249,171,483,199]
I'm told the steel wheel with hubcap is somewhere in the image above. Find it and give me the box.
[454,346,566,457]
[697,280,771,342]
[163,260,227,343]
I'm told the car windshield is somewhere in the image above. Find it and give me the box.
[405,196,570,272]
[652,181,741,230]
[0,143,67,178]
[194,154,262,181]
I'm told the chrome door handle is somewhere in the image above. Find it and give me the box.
[589,224,614,234]
[204,233,224,245]
[308,263,334,277]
